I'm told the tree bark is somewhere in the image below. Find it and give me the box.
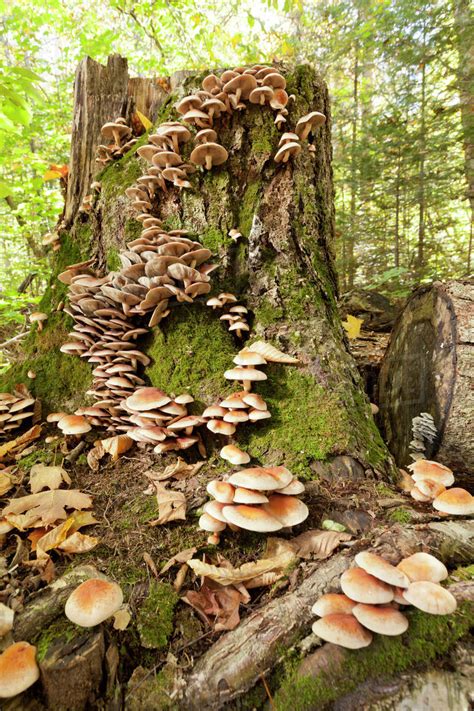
[379,279,474,480]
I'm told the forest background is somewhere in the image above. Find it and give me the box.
[0,0,472,363]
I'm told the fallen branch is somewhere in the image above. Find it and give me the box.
[181,520,474,710]
[0,330,29,350]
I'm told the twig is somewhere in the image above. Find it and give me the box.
[0,331,29,349]
[260,672,276,710]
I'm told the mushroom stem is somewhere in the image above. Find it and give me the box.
[111,128,122,147]
[205,154,213,170]
[242,379,251,391]
[37,322,43,332]
[172,135,179,154]
[235,88,242,103]
[300,125,312,141]
[207,533,220,545]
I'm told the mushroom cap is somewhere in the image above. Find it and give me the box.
[241,392,267,410]
[206,480,235,504]
[312,614,372,649]
[403,581,457,615]
[228,466,293,491]
[101,122,130,139]
[408,460,454,486]
[415,479,446,499]
[248,409,271,421]
[203,500,230,523]
[220,444,250,465]
[433,488,474,515]
[206,419,236,435]
[295,111,326,136]
[411,485,433,503]
[222,504,282,532]
[125,388,171,411]
[57,415,91,435]
[340,568,394,604]
[190,143,228,167]
[354,552,410,588]
[311,593,356,617]
[263,494,309,527]
[277,478,305,495]
[352,604,409,636]
[223,409,249,423]
[274,141,301,163]
[199,512,226,532]
[233,487,269,504]
[29,311,48,322]
[233,349,267,366]
[248,340,299,364]
[202,405,227,418]
[65,578,123,627]
[0,641,39,698]
[224,367,267,383]
[223,73,257,98]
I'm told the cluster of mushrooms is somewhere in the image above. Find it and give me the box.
[0,577,123,699]
[206,293,250,339]
[312,551,457,649]
[409,412,437,461]
[407,459,474,515]
[96,117,137,168]
[41,231,61,252]
[0,387,35,439]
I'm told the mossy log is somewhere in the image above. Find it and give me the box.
[181,520,474,710]
[0,57,394,481]
[379,279,474,481]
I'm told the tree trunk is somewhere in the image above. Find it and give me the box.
[416,43,427,274]
[378,279,474,481]
[0,58,394,481]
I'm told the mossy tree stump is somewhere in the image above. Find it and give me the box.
[1,57,394,480]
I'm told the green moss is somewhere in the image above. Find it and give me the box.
[137,581,179,649]
[376,482,397,497]
[449,564,474,582]
[106,247,121,271]
[274,602,474,711]
[254,298,284,326]
[239,180,262,236]
[35,617,79,662]
[126,665,179,711]
[249,115,277,155]
[200,226,230,252]
[144,303,235,403]
[18,448,55,470]
[124,219,143,242]
[118,496,159,530]
[100,155,142,200]
[388,507,413,524]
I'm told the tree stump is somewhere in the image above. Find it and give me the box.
[379,279,474,480]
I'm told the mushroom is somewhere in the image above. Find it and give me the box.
[206,419,236,436]
[223,366,267,391]
[295,111,326,141]
[57,414,91,436]
[312,614,372,649]
[403,581,457,615]
[233,488,269,504]
[263,494,309,527]
[233,348,266,367]
[220,444,250,465]
[222,504,282,532]
[433,487,474,515]
[126,388,170,411]
[65,578,124,626]
[190,142,228,170]
[206,480,235,504]
[0,642,39,698]
[274,141,301,164]
[408,460,454,486]
[223,74,257,104]
[396,552,448,583]
[354,552,410,588]
[29,311,48,331]
[340,568,394,604]
[101,121,131,148]
[352,604,409,636]
[311,593,356,617]
[206,297,223,310]
[228,466,293,491]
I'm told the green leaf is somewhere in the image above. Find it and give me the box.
[0,181,12,198]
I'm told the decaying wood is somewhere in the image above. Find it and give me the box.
[379,279,474,479]
[65,55,168,224]
[181,520,474,710]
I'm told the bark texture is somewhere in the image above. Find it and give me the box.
[379,279,474,479]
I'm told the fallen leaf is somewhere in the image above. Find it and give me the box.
[173,563,188,592]
[30,464,71,493]
[148,484,186,526]
[160,546,197,575]
[0,469,17,496]
[0,425,41,461]
[290,529,352,559]
[143,552,159,577]
[35,510,98,558]
[87,442,105,471]
[182,580,244,631]
[3,489,93,530]
[146,458,205,483]
[187,551,296,587]
[398,468,414,492]
[101,435,133,461]
[113,608,131,630]
[342,314,364,339]
[135,109,152,130]
[0,603,14,637]
[57,531,98,554]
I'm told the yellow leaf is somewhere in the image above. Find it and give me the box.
[135,110,152,131]
[43,169,63,180]
[3,488,93,529]
[57,531,98,554]
[0,470,16,497]
[149,484,186,526]
[30,464,70,493]
[342,314,364,339]
[187,551,296,586]
[0,425,41,462]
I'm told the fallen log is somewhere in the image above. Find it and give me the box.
[181,519,474,710]
[378,279,474,481]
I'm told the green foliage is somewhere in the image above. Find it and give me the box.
[136,581,179,650]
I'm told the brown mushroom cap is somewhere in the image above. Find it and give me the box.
[312,614,372,649]
[352,604,409,636]
[311,593,356,617]
[203,500,230,523]
[277,478,305,495]
[354,552,410,588]
[0,641,39,698]
[199,512,226,532]
[408,460,454,486]
[58,415,92,435]
[274,141,301,163]
[397,552,448,583]
[224,367,267,388]
[220,444,250,465]
[415,479,446,499]
[403,581,457,615]
[190,142,228,170]
[65,578,123,627]
[228,466,293,491]
[29,311,48,322]
[340,568,394,604]
[433,488,474,515]
[206,419,236,436]
[232,487,269,504]
[206,480,235,504]
[263,494,309,527]
[125,388,170,411]
[222,504,282,532]
[241,392,267,410]
[295,111,326,140]
[233,349,267,366]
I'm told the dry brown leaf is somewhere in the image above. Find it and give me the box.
[148,484,186,526]
[3,489,93,530]
[101,434,133,461]
[57,531,98,554]
[289,530,352,559]
[182,580,244,631]
[30,464,71,493]
[87,441,105,471]
[0,469,17,497]
[145,458,205,483]
[143,552,159,577]
[187,551,296,587]
[398,468,414,492]
[0,425,41,461]
[173,563,188,592]
[35,510,98,558]
[160,546,198,575]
